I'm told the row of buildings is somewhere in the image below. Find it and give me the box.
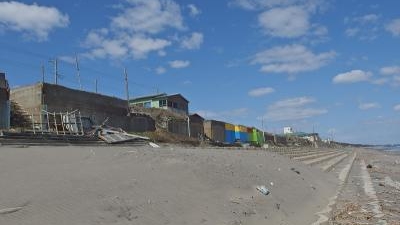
[3,72,319,146]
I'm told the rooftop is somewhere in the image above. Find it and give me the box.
[129,93,189,103]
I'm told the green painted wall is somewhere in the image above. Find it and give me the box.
[151,100,159,108]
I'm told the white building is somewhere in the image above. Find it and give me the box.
[283,126,293,134]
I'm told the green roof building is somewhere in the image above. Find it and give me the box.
[129,93,189,115]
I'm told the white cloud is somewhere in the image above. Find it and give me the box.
[59,55,76,64]
[258,6,309,38]
[84,29,172,59]
[359,102,380,110]
[380,66,400,75]
[196,108,249,120]
[270,96,315,108]
[127,36,171,59]
[187,4,201,17]
[264,96,327,122]
[169,60,190,68]
[345,28,359,37]
[230,0,284,10]
[313,25,328,36]
[385,18,400,37]
[248,87,275,97]
[332,70,372,84]
[83,0,193,60]
[155,66,166,74]
[182,80,192,85]
[353,14,379,24]
[232,0,328,40]
[345,14,381,40]
[158,50,167,56]
[394,104,400,111]
[111,0,184,34]
[252,44,336,74]
[0,1,69,41]
[231,0,323,11]
[393,76,400,86]
[180,32,204,50]
[370,78,389,85]
[195,110,220,119]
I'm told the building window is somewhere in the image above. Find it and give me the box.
[167,101,172,107]
[144,101,151,108]
[173,102,178,108]
[159,99,167,107]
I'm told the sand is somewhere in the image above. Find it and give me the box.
[0,145,341,225]
[330,148,400,225]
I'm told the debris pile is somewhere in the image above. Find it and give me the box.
[93,125,150,144]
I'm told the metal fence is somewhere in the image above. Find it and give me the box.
[29,109,85,135]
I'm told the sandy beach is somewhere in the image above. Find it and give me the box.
[330,148,400,225]
[0,145,399,225]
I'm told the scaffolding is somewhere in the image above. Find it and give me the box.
[29,109,85,135]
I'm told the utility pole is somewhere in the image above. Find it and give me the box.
[95,79,98,93]
[261,117,264,131]
[187,116,191,137]
[124,68,130,115]
[75,54,82,90]
[41,64,45,83]
[49,58,59,85]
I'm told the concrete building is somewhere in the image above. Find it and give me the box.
[283,126,294,134]
[10,83,155,132]
[129,93,189,115]
[0,72,10,129]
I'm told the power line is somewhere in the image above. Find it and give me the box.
[0,43,163,94]
[48,58,59,85]
[75,54,82,90]
[124,68,130,115]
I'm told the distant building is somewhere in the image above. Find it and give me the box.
[204,120,225,143]
[0,72,10,129]
[283,126,293,134]
[129,93,189,115]
[189,113,204,138]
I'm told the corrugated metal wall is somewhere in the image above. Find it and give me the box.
[168,119,188,136]
[235,125,248,143]
[204,120,225,143]
[0,100,10,129]
[224,123,235,144]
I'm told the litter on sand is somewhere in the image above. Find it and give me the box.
[256,185,270,196]
[149,142,160,148]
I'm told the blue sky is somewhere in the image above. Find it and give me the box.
[0,0,399,144]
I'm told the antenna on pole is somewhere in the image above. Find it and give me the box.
[41,64,45,83]
[95,79,98,93]
[49,58,59,85]
[124,68,130,115]
[75,54,82,90]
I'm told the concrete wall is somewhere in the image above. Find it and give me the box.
[0,89,10,129]
[11,83,155,132]
[204,120,225,143]
[189,114,204,138]
[43,83,127,122]
[10,83,43,117]
[168,119,188,136]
